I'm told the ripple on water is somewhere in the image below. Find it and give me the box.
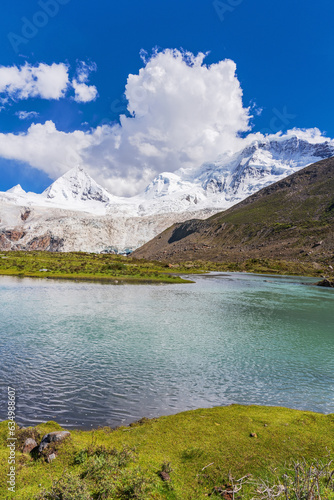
[0,273,333,428]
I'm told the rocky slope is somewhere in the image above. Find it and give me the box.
[0,201,215,253]
[133,157,334,269]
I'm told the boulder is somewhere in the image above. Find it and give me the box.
[159,471,171,482]
[39,431,71,453]
[315,279,334,288]
[22,438,38,454]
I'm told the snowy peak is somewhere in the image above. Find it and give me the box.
[42,166,113,204]
[6,184,26,195]
[192,136,334,202]
[1,134,334,221]
[144,172,194,199]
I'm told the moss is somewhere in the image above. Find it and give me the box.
[1,405,333,499]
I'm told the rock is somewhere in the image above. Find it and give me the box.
[21,209,31,221]
[26,234,64,252]
[315,279,334,288]
[22,438,38,454]
[47,453,57,463]
[39,431,71,453]
[250,432,258,438]
[4,230,26,242]
[159,471,171,482]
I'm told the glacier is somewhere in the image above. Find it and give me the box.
[0,134,333,253]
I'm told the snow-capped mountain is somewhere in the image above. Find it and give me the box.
[194,136,334,202]
[42,166,114,205]
[147,136,334,211]
[0,134,333,253]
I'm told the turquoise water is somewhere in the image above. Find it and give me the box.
[0,273,333,428]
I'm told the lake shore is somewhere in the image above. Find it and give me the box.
[0,250,332,285]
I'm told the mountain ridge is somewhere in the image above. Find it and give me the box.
[132,156,334,270]
[1,135,334,253]
[2,134,334,218]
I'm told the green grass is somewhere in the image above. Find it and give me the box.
[0,251,193,284]
[1,406,333,499]
[162,258,330,277]
[0,252,329,288]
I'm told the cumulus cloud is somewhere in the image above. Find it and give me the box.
[0,62,69,100]
[0,61,98,105]
[72,79,98,103]
[15,110,39,120]
[72,61,98,102]
[0,50,331,196]
[121,49,251,166]
[244,126,333,147]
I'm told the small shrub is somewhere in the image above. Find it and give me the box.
[35,473,91,500]
[252,457,334,499]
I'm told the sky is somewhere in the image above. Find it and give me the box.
[0,0,333,195]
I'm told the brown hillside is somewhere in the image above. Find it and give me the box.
[133,157,334,269]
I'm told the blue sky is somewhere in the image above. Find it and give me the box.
[0,0,333,194]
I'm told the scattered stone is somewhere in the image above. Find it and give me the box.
[47,453,57,463]
[315,279,334,288]
[39,431,71,453]
[39,269,49,272]
[159,471,171,482]
[250,432,258,438]
[264,424,268,427]
[22,438,37,454]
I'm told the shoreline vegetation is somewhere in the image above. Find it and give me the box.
[1,405,334,499]
[0,251,331,285]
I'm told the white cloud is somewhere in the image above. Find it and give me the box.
[244,127,332,146]
[0,50,331,196]
[71,61,98,102]
[0,61,98,105]
[72,79,98,103]
[15,110,39,120]
[76,61,97,83]
[0,62,69,100]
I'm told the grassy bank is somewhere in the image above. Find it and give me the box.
[166,257,332,277]
[0,251,330,286]
[1,405,333,499]
[0,251,193,284]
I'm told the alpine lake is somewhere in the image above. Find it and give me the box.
[0,272,333,429]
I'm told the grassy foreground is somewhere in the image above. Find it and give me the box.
[1,405,334,499]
